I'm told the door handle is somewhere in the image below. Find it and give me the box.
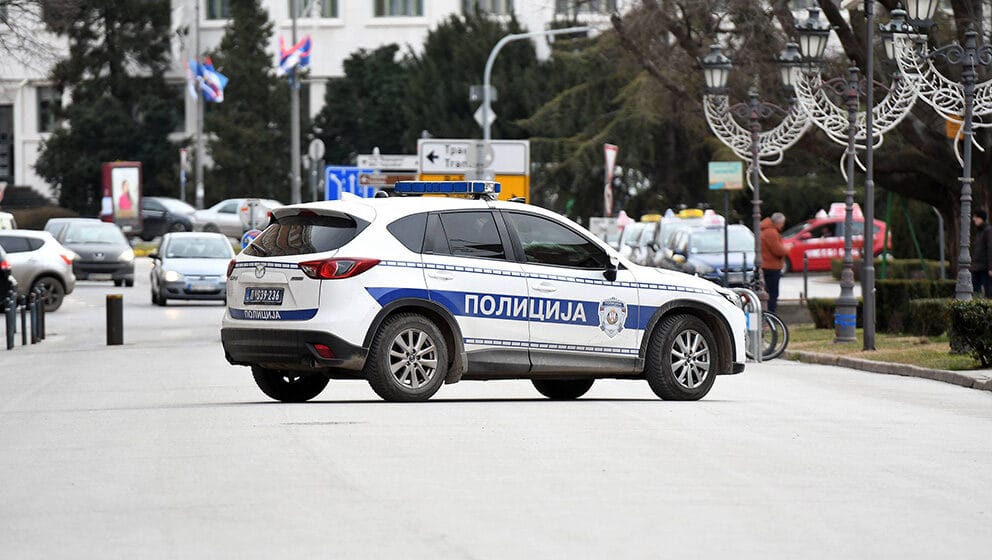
[532,281,558,293]
[427,271,454,281]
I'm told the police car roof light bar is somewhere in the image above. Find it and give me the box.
[393,181,501,199]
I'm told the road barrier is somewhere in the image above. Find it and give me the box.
[3,285,46,350]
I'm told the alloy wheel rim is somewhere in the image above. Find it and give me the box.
[669,329,710,389]
[388,328,438,390]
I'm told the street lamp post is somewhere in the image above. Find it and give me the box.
[701,44,811,303]
[891,0,992,301]
[794,8,917,343]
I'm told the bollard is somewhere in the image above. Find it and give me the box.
[106,294,123,345]
[803,253,809,305]
[29,291,38,344]
[5,294,13,350]
[20,295,27,346]
[38,290,46,340]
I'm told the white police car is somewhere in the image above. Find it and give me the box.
[221,181,746,403]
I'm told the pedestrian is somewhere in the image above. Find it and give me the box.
[971,209,992,297]
[761,212,791,312]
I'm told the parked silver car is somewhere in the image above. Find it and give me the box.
[0,230,76,311]
[149,232,235,306]
[192,198,282,239]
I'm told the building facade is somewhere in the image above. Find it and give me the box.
[0,0,626,203]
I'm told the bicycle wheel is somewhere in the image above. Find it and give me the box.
[762,312,789,360]
[744,313,777,361]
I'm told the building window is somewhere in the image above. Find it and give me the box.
[289,0,337,18]
[37,86,61,133]
[555,0,617,16]
[374,0,423,17]
[206,0,230,20]
[463,0,513,16]
[172,84,187,133]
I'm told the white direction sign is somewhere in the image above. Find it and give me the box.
[418,139,529,175]
[356,153,419,170]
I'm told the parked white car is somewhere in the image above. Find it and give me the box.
[193,198,283,239]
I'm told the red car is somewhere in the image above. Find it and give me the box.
[780,204,891,273]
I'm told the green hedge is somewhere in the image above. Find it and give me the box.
[906,298,952,337]
[830,259,948,281]
[876,280,957,333]
[10,206,79,230]
[947,299,992,367]
[806,298,863,330]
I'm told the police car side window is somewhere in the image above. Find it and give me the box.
[504,212,608,269]
[437,212,505,260]
[387,213,428,253]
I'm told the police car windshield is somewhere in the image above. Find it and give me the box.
[690,227,754,254]
[243,214,361,257]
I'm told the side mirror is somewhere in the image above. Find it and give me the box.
[148,252,159,260]
[798,232,811,240]
[604,255,619,282]
[672,254,687,265]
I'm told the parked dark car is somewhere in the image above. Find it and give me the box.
[661,224,757,286]
[139,196,196,241]
[52,220,135,287]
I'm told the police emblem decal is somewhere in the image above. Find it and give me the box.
[254,263,266,279]
[598,297,627,338]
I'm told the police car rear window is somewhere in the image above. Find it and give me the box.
[243,214,363,257]
[387,213,427,253]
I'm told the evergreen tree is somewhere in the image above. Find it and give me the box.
[204,0,289,203]
[402,13,545,147]
[313,44,409,164]
[36,0,179,214]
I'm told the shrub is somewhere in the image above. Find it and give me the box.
[947,299,992,367]
[806,298,863,330]
[830,258,948,281]
[906,298,952,337]
[876,280,956,333]
[11,206,79,230]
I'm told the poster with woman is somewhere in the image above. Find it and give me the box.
[101,162,143,235]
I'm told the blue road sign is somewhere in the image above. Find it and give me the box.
[324,166,374,200]
[241,229,262,250]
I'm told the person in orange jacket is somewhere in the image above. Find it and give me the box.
[760,212,791,312]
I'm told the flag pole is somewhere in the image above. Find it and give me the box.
[193,0,205,209]
[289,0,302,204]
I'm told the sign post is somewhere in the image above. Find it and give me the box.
[709,161,744,286]
[603,144,618,217]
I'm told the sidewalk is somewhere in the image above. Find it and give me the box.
[784,349,992,392]
[779,272,858,303]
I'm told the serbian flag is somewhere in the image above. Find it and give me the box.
[277,35,312,76]
[197,57,228,103]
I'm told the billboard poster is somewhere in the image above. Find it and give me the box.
[101,162,143,235]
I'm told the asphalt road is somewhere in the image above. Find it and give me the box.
[0,259,989,559]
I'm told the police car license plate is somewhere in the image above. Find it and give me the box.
[244,287,283,305]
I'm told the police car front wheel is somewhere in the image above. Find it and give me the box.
[532,379,594,400]
[252,366,330,403]
[366,313,448,402]
[645,314,717,401]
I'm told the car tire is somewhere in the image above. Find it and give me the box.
[169,222,188,233]
[32,276,65,312]
[532,379,594,400]
[645,314,717,401]
[365,313,448,402]
[152,284,167,306]
[252,366,330,403]
[125,278,134,288]
[203,223,220,233]
[114,279,124,287]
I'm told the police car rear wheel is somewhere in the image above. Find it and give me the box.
[366,314,447,402]
[532,379,594,400]
[251,366,330,403]
[646,314,717,400]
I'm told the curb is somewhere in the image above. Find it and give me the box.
[782,350,992,392]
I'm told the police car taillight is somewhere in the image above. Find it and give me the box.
[226,259,236,277]
[299,258,380,280]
